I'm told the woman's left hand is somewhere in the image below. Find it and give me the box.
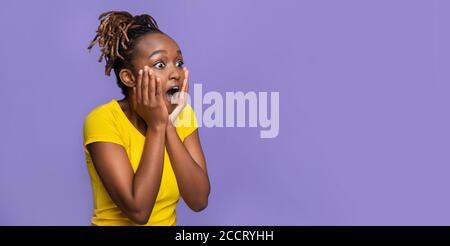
[169,67,189,126]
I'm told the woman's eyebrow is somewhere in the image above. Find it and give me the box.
[148,49,182,58]
[149,49,166,58]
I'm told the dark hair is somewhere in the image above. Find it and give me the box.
[88,11,163,95]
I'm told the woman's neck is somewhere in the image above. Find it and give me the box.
[117,97,147,134]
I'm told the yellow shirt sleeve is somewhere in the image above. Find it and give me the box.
[83,106,124,148]
[176,103,199,141]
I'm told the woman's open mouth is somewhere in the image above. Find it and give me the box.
[166,85,180,103]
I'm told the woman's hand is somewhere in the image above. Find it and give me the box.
[132,66,168,131]
[169,67,189,126]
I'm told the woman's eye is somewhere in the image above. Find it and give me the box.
[176,60,184,68]
[153,61,166,69]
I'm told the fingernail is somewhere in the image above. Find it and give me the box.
[139,69,143,75]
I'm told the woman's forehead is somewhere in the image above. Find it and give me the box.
[136,33,180,56]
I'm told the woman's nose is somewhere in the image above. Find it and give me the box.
[168,65,181,81]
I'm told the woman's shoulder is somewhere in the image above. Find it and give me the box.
[85,100,117,118]
[84,100,121,127]
[83,100,125,147]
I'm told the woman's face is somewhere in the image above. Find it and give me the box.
[131,33,185,113]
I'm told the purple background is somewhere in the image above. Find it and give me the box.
[1,0,449,225]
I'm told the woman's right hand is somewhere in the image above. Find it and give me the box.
[132,66,168,131]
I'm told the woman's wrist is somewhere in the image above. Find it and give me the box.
[146,124,167,135]
[166,121,176,131]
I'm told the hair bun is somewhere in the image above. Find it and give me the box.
[88,11,161,77]
[132,14,159,30]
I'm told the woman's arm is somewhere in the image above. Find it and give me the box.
[87,67,169,225]
[165,124,210,212]
[87,127,165,225]
[165,67,210,211]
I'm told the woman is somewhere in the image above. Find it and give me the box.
[83,11,210,226]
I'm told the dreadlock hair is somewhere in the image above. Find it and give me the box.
[88,11,163,96]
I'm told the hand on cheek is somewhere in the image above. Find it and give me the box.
[131,66,168,130]
[168,67,189,126]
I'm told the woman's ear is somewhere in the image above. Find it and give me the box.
[119,69,136,88]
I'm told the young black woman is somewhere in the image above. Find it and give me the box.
[83,11,210,226]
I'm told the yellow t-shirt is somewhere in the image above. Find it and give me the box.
[83,99,198,226]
